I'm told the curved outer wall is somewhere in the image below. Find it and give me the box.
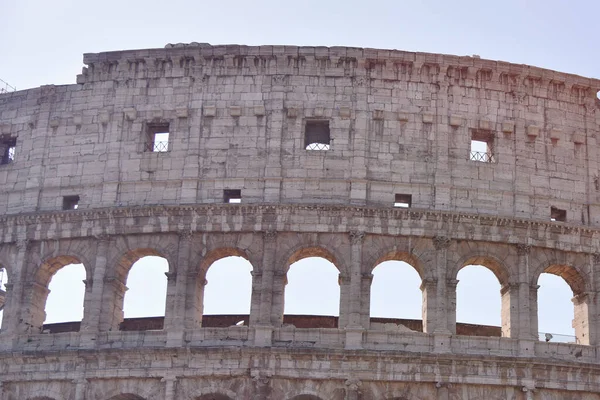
[0,44,599,399]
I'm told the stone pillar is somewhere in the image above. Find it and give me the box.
[445,278,458,334]
[529,284,540,340]
[162,376,177,400]
[2,240,29,335]
[257,231,277,325]
[572,292,593,345]
[425,236,453,334]
[98,276,128,331]
[344,231,365,349]
[165,230,193,345]
[589,253,600,347]
[184,274,206,329]
[74,378,88,400]
[270,271,286,327]
[81,235,110,332]
[515,244,536,340]
[360,273,373,328]
[500,282,519,338]
[21,280,50,333]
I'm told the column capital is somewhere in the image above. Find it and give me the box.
[345,378,362,391]
[164,272,177,282]
[361,273,373,282]
[178,229,194,241]
[263,230,277,242]
[82,278,93,289]
[93,233,111,242]
[420,278,437,291]
[338,274,351,285]
[432,236,451,250]
[16,239,29,250]
[349,230,365,244]
[516,243,531,256]
[500,282,519,295]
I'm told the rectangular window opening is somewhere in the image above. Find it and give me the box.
[305,120,330,151]
[550,206,566,222]
[394,194,412,208]
[224,189,242,204]
[0,137,16,165]
[469,131,494,163]
[146,123,170,152]
[62,195,80,210]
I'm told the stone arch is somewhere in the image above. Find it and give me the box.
[28,238,94,283]
[190,387,238,400]
[530,253,588,296]
[280,244,346,276]
[193,232,263,275]
[25,253,89,331]
[451,252,512,286]
[369,250,425,278]
[106,234,178,284]
[450,247,512,337]
[199,246,255,319]
[275,233,350,277]
[199,247,253,278]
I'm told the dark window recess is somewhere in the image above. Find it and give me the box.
[305,120,330,151]
[62,195,80,210]
[550,206,566,222]
[145,123,170,152]
[0,137,16,165]
[224,189,242,203]
[469,130,495,163]
[394,194,412,208]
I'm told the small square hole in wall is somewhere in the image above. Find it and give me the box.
[62,195,80,210]
[394,194,412,208]
[550,206,566,222]
[0,136,16,165]
[305,120,330,151]
[224,189,242,203]
[469,130,495,163]
[145,123,170,152]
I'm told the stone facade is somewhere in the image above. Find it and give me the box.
[0,43,599,399]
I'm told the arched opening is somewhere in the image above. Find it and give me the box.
[456,263,503,337]
[537,264,586,344]
[202,255,253,327]
[43,263,86,329]
[370,259,422,332]
[283,248,340,328]
[0,266,7,329]
[30,255,87,333]
[121,254,168,331]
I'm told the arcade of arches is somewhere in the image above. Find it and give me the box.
[0,232,593,345]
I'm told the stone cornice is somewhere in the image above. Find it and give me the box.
[2,345,600,391]
[1,204,599,253]
[75,44,600,101]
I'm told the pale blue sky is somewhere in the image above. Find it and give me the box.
[0,0,589,338]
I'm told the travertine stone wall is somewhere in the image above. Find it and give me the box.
[1,43,600,399]
[0,44,599,224]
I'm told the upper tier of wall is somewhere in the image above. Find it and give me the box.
[1,43,600,224]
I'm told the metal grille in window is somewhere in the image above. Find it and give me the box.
[0,137,16,165]
[306,142,330,151]
[305,120,330,151]
[148,140,169,152]
[8,146,15,161]
[470,150,495,163]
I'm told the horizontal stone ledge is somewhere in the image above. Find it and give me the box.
[0,204,597,249]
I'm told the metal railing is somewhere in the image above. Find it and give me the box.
[470,150,494,163]
[539,332,578,344]
[0,78,16,94]
[306,142,330,151]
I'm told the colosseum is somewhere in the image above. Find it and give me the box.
[0,42,599,399]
